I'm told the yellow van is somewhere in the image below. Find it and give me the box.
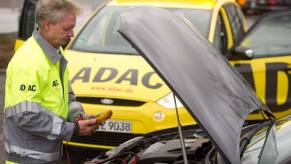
[65,0,248,149]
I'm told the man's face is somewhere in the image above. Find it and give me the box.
[45,11,76,48]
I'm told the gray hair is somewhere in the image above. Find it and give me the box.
[36,0,81,28]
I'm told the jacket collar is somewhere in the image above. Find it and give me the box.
[33,29,62,64]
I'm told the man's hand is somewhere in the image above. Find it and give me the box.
[74,114,94,122]
[81,114,95,120]
[77,118,98,136]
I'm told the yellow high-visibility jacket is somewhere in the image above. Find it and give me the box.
[4,33,83,163]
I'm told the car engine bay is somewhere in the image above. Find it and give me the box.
[84,129,220,164]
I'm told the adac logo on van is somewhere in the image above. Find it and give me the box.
[234,62,291,113]
[70,67,163,89]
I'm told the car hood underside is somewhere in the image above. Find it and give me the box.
[118,6,273,163]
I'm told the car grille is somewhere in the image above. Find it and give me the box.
[70,132,142,147]
[76,97,145,106]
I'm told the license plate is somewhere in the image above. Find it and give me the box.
[97,120,132,133]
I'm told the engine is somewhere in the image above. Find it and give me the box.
[85,129,214,164]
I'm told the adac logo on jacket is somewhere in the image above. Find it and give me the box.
[52,80,59,87]
[19,84,36,92]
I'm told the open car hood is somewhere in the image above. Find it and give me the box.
[118,7,273,163]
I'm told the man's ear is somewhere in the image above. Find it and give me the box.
[43,20,50,31]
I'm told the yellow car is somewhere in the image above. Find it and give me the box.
[64,0,249,149]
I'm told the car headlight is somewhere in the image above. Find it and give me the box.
[157,92,184,109]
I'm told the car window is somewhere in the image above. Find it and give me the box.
[213,13,228,54]
[239,12,291,57]
[70,5,211,55]
[224,4,244,44]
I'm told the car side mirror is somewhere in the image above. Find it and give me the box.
[230,46,254,60]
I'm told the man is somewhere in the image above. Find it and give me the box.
[4,0,99,163]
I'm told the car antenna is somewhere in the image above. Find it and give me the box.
[173,93,189,164]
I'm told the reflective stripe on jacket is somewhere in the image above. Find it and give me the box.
[4,35,83,162]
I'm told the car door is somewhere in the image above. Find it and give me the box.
[229,11,291,119]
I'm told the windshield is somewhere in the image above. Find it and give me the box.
[70,5,211,54]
